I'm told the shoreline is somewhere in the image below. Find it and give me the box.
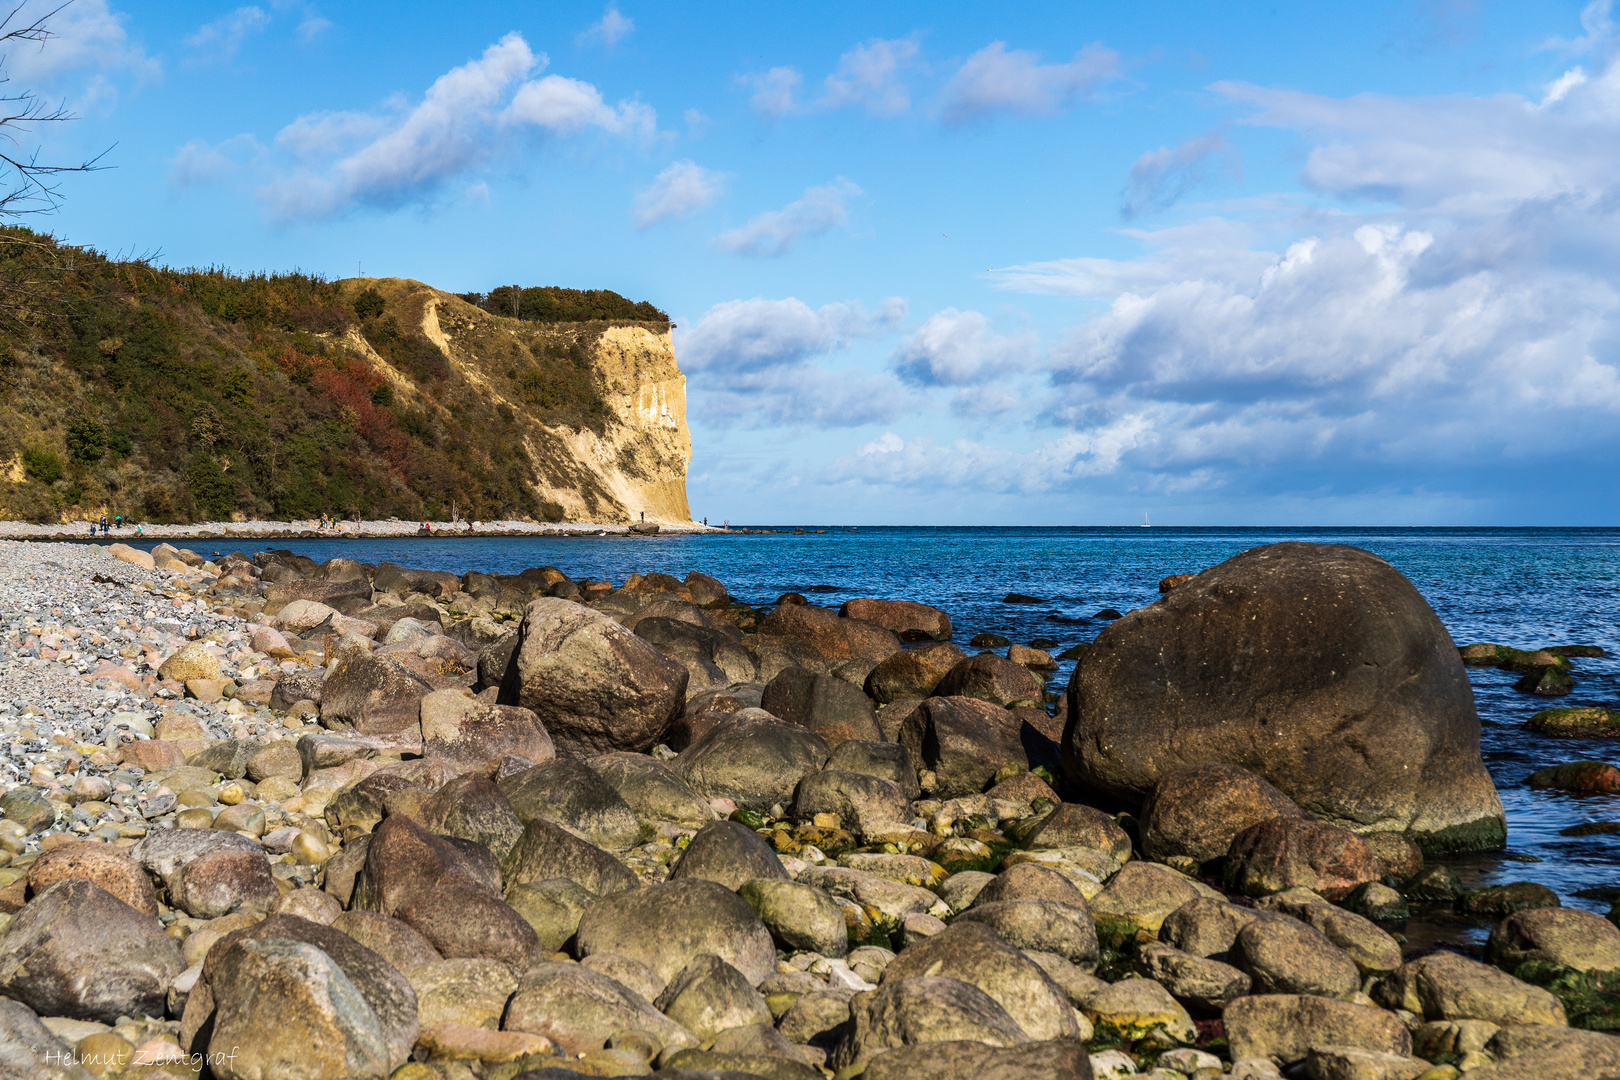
[0,517,740,543]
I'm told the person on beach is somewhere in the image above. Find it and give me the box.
[99,515,108,536]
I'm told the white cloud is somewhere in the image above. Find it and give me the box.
[578,4,634,48]
[890,308,1039,386]
[678,296,905,374]
[822,38,919,116]
[940,41,1121,124]
[258,32,654,220]
[740,66,802,117]
[632,160,725,228]
[185,6,270,60]
[0,0,157,109]
[713,178,862,257]
[1121,132,1237,218]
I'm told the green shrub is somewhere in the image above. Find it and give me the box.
[353,288,386,320]
[538,500,565,522]
[22,446,62,483]
[370,382,394,406]
[187,453,234,521]
[66,419,105,463]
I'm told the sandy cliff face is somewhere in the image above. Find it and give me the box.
[356,280,692,524]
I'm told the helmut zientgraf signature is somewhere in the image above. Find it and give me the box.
[44,1042,238,1069]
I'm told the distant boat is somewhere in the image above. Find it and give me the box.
[1142,513,1151,528]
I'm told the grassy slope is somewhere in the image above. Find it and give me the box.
[0,230,671,524]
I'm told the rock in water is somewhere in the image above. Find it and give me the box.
[1063,542,1505,852]
[510,597,688,755]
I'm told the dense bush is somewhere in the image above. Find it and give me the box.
[465,285,666,324]
[353,287,386,319]
[22,447,62,483]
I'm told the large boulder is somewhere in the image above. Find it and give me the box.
[1231,914,1360,998]
[881,922,1081,1042]
[1224,817,1379,901]
[761,666,883,747]
[1224,994,1413,1066]
[866,643,970,704]
[839,598,953,640]
[935,654,1045,709]
[503,961,698,1057]
[1141,764,1304,865]
[1062,542,1506,852]
[676,712,830,811]
[898,696,1051,799]
[793,770,913,837]
[498,756,644,851]
[418,688,554,775]
[835,977,1029,1070]
[501,816,639,897]
[418,773,526,862]
[1374,951,1567,1026]
[591,752,717,828]
[0,879,184,1023]
[1486,907,1620,974]
[669,820,788,891]
[757,603,903,668]
[320,648,435,735]
[574,878,777,987]
[25,839,158,916]
[507,597,688,754]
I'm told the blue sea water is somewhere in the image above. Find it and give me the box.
[141,526,1620,935]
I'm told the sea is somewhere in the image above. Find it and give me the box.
[120,525,1620,942]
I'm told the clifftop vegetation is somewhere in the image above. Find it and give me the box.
[0,229,671,524]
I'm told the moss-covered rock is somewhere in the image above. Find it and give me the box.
[1529,707,1620,737]
[1458,881,1561,919]
[1515,666,1575,696]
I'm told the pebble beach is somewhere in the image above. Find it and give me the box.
[0,537,1613,1079]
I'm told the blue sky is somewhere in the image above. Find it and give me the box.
[14,0,1620,524]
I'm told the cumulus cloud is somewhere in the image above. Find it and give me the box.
[632,160,724,228]
[822,38,919,116]
[713,178,862,257]
[940,41,1121,124]
[577,4,634,48]
[677,295,909,427]
[185,6,271,60]
[256,32,654,220]
[1121,132,1237,218]
[890,308,1039,386]
[0,0,156,110]
[740,66,802,117]
[170,135,261,188]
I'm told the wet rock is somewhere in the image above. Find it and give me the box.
[1141,764,1304,866]
[1224,994,1413,1066]
[0,879,183,1023]
[1526,760,1620,795]
[792,770,912,838]
[655,953,772,1041]
[1232,914,1361,998]
[502,961,699,1057]
[499,756,644,851]
[1343,882,1411,923]
[501,816,640,897]
[1225,817,1379,900]
[574,878,777,987]
[865,643,970,704]
[419,688,554,775]
[205,938,392,1080]
[510,597,689,755]
[1374,951,1567,1026]
[934,654,1044,708]
[1515,666,1574,697]
[738,878,849,957]
[1064,542,1506,853]
[591,752,717,828]
[1527,707,1620,737]
[676,712,830,812]
[1486,907,1620,973]
[881,922,1080,1042]
[836,976,1030,1071]
[1459,881,1561,918]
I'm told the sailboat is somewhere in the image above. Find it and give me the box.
[1141,513,1151,528]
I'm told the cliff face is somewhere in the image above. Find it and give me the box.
[405,285,693,523]
[0,233,693,525]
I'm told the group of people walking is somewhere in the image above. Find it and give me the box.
[88,514,128,537]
